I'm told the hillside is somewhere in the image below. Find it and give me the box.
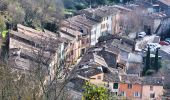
[0,0,134,32]
[0,0,64,32]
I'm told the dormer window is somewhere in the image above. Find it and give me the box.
[150,86,153,91]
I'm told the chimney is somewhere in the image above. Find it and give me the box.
[120,39,124,44]
[90,5,92,8]
[103,46,106,51]
[92,13,95,19]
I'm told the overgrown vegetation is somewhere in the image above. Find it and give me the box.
[0,0,64,32]
[83,82,110,100]
[82,82,118,100]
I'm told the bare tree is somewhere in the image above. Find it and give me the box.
[119,8,144,35]
[19,0,64,30]
[1,29,76,100]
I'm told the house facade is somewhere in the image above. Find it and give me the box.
[60,21,83,65]
[119,75,142,99]
[89,73,104,86]
[142,77,164,100]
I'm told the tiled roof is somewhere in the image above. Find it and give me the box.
[142,12,167,19]
[142,77,163,86]
[17,24,66,43]
[128,53,143,63]
[10,30,41,44]
[113,5,133,11]
[9,47,52,66]
[98,35,135,54]
[77,66,103,78]
[93,53,108,67]
[103,69,120,83]
[78,6,119,21]
[67,77,86,92]
[67,15,99,28]
[17,24,55,38]
[79,52,108,67]
[126,62,142,75]
[120,75,142,84]
[77,63,120,83]
[135,0,154,8]
[97,48,117,68]
[79,52,93,64]
[111,39,133,53]
[158,0,170,6]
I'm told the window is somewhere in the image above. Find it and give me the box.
[80,29,83,33]
[91,30,94,34]
[128,84,132,89]
[150,93,155,98]
[106,24,109,29]
[97,76,101,80]
[150,86,153,91]
[134,92,140,97]
[81,48,85,55]
[121,91,126,96]
[91,38,96,43]
[103,24,105,29]
[94,30,96,34]
[101,24,103,29]
[71,50,73,55]
[113,83,118,89]
[86,39,89,43]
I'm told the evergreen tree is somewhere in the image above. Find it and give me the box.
[154,48,159,71]
[144,47,150,74]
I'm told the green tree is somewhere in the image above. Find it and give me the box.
[82,82,109,100]
[154,48,159,71]
[144,47,151,75]
[0,16,6,32]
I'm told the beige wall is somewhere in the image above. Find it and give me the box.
[89,74,119,93]
[112,13,121,34]
[101,17,109,33]
[73,40,81,63]
[142,85,163,100]
[89,73,104,86]
[60,25,83,65]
